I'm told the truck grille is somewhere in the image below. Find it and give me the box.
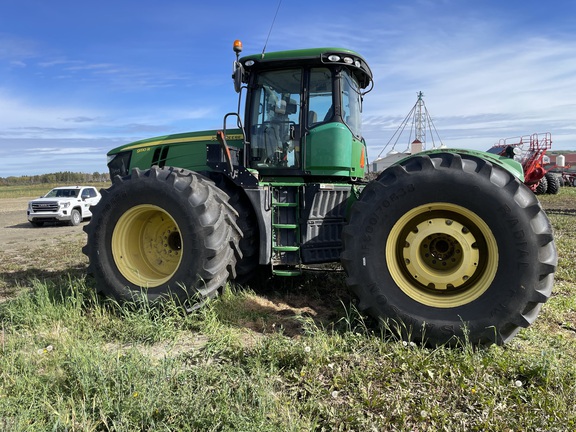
[32,202,59,212]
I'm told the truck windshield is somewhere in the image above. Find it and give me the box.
[248,69,302,169]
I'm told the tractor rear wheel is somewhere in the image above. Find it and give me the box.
[83,166,241,308]
[341,152,556,346]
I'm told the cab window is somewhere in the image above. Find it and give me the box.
[249,69,301,168]
[341,70,362,138]
[308,68,334,127]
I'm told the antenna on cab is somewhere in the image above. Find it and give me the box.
[261,0,282,58]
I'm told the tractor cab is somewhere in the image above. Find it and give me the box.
[232,41,373,179]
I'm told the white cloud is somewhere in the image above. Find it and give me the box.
[26,146,103,155]
[0,34,38,61]
[359,26,576,158]
[0,110,100,139]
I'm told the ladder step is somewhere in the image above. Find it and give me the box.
[273,223,298,229]
[272,246,300,252]
[272,269,302,277]
[272,202,297,207]
[270,184,301,275]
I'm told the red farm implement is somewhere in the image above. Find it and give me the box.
[489,132,559,194]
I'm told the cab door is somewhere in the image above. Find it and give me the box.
[247,69,302,170]
[304,67,365,178]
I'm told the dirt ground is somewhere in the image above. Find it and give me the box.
[0,197,86,245]
[0,197,90,300]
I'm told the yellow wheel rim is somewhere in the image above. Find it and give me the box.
[112,204,183,288]
[386,203,498,308]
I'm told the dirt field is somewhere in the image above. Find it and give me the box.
[0,197,89,300]
[0,197,86,244]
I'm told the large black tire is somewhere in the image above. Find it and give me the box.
[545,172,560,195]
[206,173,259,282]
[83,166,241,307]
[535,176,548,195]
[341,152,557,346]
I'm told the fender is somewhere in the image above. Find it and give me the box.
[395,148,525,182]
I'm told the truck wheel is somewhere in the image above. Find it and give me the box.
[341,152,556,346]
[83,166,241,308]
[69,209,82,226]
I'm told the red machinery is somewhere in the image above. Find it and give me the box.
[489,132,556,194]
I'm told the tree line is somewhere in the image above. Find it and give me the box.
[0,171,110,186]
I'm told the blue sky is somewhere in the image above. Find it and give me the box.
[1,0,576,177]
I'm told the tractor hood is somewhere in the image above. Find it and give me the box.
[106,129,244,178]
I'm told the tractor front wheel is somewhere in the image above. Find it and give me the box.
[341,152,557,346]
[83,166,241,308]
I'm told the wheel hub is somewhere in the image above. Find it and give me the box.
[112,205,183,287]
[403,218,479,290]
[386,203,498,308]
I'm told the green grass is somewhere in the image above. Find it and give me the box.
[1,189,576,431]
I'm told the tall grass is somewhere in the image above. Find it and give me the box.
[0,189,575,431]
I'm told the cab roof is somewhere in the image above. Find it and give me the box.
[240,47,373,89]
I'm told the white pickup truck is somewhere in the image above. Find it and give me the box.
[27,186,101,227]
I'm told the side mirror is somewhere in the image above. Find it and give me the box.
[233,61,244,93]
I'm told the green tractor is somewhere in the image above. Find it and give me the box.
[83,41,557,346]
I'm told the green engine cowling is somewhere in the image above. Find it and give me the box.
[107,129,245,179]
